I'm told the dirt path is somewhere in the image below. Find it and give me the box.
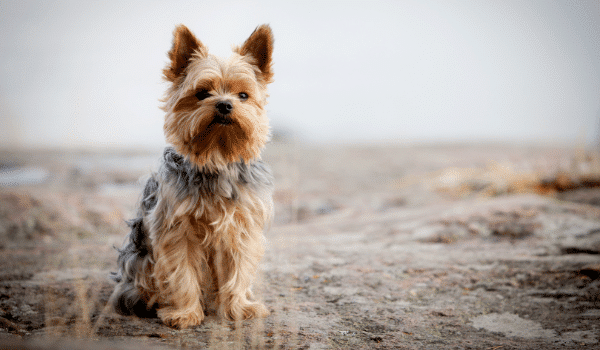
[0,144,599,349]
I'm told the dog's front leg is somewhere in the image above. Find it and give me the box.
[214,224,269,321]
[152,217,206,328]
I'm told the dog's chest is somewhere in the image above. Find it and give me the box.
[158,147,273,231]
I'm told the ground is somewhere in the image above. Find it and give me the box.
[0,142,599,349]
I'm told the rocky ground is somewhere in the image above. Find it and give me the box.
[0,142,599,349]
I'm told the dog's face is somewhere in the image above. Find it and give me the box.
[162,25,273,169]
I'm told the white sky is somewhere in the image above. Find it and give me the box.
[1,0,599,148]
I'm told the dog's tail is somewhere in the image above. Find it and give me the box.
[109,216,157,318]
[109,281,157,318]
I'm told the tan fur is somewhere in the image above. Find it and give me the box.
[162,26,272,172]
[114,24,274,329]
[145,182,272,327]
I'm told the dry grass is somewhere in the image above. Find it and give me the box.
[429,148,600,199]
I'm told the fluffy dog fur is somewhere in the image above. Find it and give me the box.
[109,24,274,329]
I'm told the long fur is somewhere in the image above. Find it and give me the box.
[110,24,274,328]
[110,148,273,326]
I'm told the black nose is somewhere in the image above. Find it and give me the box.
[215,100,233,115]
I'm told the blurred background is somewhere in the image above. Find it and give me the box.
[1,0,599,148]
[2,2,600,345]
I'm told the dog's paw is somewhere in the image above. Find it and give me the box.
[221,300,270,321]
[246,302,270,319]
[157,307,204,329]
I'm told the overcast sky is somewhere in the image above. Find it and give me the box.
[1,0,599,148]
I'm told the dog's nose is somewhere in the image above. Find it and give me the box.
[216,100,233,115]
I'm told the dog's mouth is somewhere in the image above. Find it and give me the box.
[212,114,234,125]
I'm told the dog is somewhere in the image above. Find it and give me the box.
[109,24,274,329]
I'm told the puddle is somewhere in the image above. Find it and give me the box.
[0,166,50,186]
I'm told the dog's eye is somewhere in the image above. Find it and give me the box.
[239,92,249,101]
[195,90,211,101]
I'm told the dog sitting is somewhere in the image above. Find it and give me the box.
[109,24,274,329]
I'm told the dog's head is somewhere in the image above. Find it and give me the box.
[162,25,273,170]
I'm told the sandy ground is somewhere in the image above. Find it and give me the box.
[0,142,599,349]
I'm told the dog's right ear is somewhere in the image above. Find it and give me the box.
[163,25,205,83]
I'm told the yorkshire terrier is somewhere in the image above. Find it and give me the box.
[109,24,274,329]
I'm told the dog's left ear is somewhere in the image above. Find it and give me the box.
[238,25,274,84]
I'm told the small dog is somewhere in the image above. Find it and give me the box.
[109,24,274,329]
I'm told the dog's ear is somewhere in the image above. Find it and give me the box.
[238,24,274,84]
[163,25,205,83]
